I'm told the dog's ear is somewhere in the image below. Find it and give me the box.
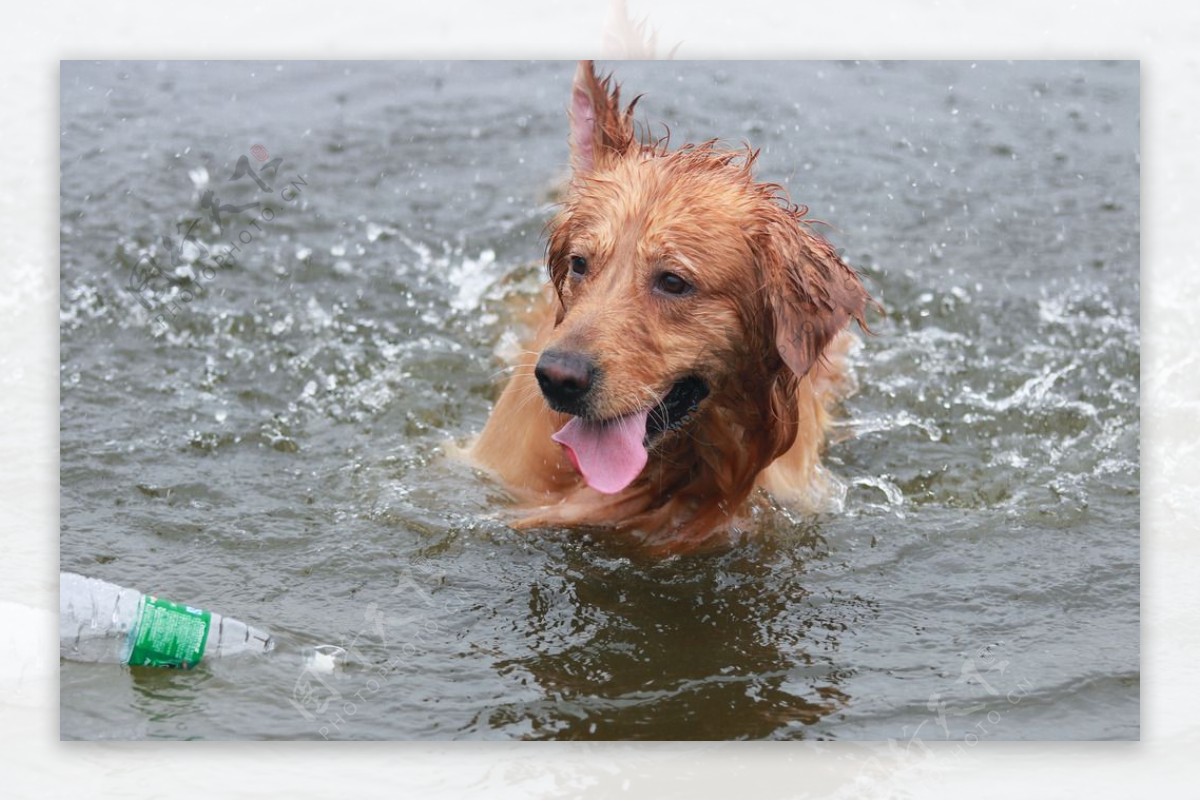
[759,217,873,380]
[569,60,636,174]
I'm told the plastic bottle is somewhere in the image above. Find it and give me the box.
[59,572,274,668]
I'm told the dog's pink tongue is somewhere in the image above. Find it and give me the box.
[551,410,650,494]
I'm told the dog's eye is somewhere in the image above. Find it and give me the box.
[655,272,692,296]
[569,255,588,276]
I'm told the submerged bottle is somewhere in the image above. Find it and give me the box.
[60,572,274,668]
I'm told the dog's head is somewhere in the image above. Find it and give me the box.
[537,62,873,495]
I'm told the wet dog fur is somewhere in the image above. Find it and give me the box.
[469,61,874,555]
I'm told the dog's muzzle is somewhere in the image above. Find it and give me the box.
[645,376,710,443]
[535,349,598,416]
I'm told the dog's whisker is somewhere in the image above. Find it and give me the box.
[488,364,534,382]
[510,382,545,416]
[637,388,671,436]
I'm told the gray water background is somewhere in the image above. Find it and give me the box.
[59,60,1139,740]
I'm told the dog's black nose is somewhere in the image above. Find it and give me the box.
[535,350,597,413]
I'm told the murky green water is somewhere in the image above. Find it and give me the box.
[60,60,1138,740]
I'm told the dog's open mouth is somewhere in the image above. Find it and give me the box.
[551,376,709,495]
[645,376,710,441]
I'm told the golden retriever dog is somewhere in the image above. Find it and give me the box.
[470,61,874,555]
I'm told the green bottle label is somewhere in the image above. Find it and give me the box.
[126,595,212,669]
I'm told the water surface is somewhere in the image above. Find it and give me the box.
[59,60,1139,740]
